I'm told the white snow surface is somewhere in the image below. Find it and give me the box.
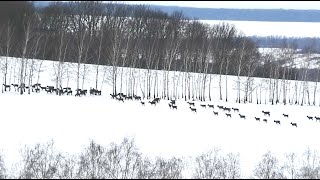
[1,57,320,178]
[200,20,320,38]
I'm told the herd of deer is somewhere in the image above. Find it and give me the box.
[108,93,320,128]
[109,92,142,103]
[5,82,319,128]
[2,83,101,97]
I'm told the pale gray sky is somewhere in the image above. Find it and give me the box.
[119,1,320,10]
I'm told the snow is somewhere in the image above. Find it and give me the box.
[1,57,320,178]
[258,48,320,69]
[200,20,320,37]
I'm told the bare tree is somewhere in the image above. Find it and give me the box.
[79,1,103,90]
[152,157,184,179]
[17,140,63,179]
[56,154,78,179]
[283,153,299,179]
[206,26,221,101]
[69,1,90,92]
[103,3,130,95]
[77,137,143,179]
[162,11,185,100]
[27,32,42,94]
[76,140,108,178]
[93,10,105,90]
[35,34,48,85]
[211,23,237,101]
[234,35,247,103]
[315,67,320,106]
[243,48,260,103]
[198,23,210,101]
[253,151,285,179]
[192,149,241,179]
[277,40,297,105]
[0,153,6,179]
[221,153,241,179]
[228,34,258,104]
[300,51,312,106]
[1,21,15,91]
[298,148,320,179]
[19,11,36,95]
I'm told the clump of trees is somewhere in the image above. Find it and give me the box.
[192,148,241,179]
[1,138,320,178]
[5,138,186,179]
[253,149,320,179]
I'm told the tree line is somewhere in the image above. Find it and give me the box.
[0,138,320,179]
[0,1,319,105]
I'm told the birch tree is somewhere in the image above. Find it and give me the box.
[20,9,36,95]
[162,11,185,100]
[2,21,15,90]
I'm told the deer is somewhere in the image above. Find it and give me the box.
[208,104,214,108]
[149,101,157,105]
[190,107,197,113]
[170,100,176,105]
[110,94,117,99]
[213,111,218,115]
[307,116,313,120]
[232,108,239,112]
[35,88,40,93]
[134,95,141,100]
[262,111,270,116]
[153,98,160,103]
[239,114,246,119]
[3,84,11,91]
[225,113,231,117]
[40,86,47,91]
[11,84,19,91]
[217,105,224,109]
[274,120,281,125]
[200,104,207,108]
[283,113,289,118]
[255,117,260,121]
[67,90,72,95]
[290,122,297,127]
[117,97,124,102]
[223,107,231,112]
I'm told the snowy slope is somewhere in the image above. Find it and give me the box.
[1,57,320,177]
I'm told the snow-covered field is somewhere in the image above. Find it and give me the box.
[200,20,320,37]
[1,57,320,178]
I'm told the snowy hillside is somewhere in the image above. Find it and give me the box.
[259,48,320,69]
[1,57,320,178]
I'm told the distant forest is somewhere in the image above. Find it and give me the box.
[33,2,320,49]
[148,5,320,50]
[147,5,320,22]
[249,36,320,53]
[34,2,320,22]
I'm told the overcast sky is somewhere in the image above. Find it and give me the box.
[119,1,320,10]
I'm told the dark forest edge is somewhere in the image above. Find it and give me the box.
[0,1,320,103]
